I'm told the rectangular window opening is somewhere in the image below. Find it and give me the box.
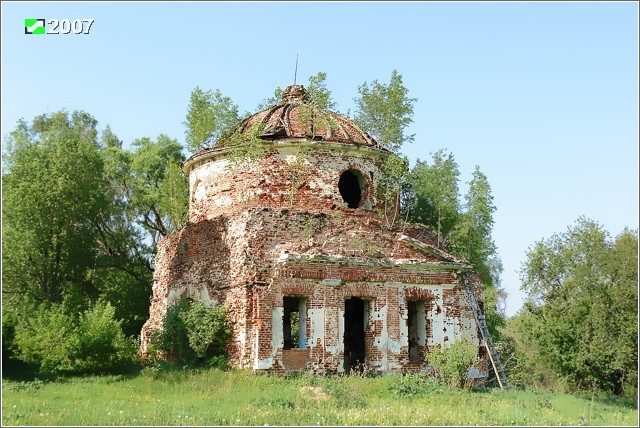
[408,300,427,363]
[283,296,307,350]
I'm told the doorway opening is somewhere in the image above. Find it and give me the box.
[344,297,366,373]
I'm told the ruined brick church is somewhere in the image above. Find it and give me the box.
[141,85,486,375]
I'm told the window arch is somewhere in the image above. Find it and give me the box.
[338,169,368,209]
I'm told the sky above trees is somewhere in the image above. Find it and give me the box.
[2,1,637,316]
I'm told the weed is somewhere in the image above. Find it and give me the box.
[2,369,637,426]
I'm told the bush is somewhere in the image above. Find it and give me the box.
[498,316,561,391]
[151,297,232,366]
[181,300,232,359]
[427,337,480,390]
[150,297,193,363]
[14,304,77,374]
[12,302,137,375]
[71,301,138,373]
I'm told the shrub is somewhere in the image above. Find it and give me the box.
[181,300,232,359]
[71,301,138,373]
[12,302,137,375]
[150,297,193,363]
[151,297,232,366]
[13,304,75,374]
[427,337,480,390]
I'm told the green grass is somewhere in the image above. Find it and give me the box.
[2,367,637,426]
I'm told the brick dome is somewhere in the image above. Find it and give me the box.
[222,85,379,148]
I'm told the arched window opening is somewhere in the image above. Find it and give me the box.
[191,180,206,213]
[339,170,367,208]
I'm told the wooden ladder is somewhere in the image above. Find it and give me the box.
[461,270,509,390]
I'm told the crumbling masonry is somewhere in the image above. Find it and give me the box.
[141,85,487,375]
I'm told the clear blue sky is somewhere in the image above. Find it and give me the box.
[2,1,638,317]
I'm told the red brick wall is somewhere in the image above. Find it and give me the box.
[142,184,483,374]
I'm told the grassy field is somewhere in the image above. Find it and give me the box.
[2,367,637,426]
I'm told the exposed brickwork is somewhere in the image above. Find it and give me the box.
[141,85,487,377]
[186,146,388,220]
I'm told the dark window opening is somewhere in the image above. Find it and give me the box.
[408,301,427,363]
[283,297,307,350]
[339,170,362,208]
[344,297,367,373]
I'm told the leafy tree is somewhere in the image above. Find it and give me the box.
[407,149,460,247]
[306,72,336,110]
[377,153,410,228]
[257,86,284,110]
[519,218,638,396]
[128,134,187,245]
[455,168,496,260]
[498,313,560,390]
[257,72,336,111]
[158,161,189,232]
[1,111,176,364]
[2,111,108,306]
[406,157,506,339]
[288,72,338,139]
[451,167,506,336]
[95,126,155,330]
[184,86,240,152]
[354,70,416,153]
[255,73,339,142]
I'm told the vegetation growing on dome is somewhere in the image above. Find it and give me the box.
[184,87,241,152]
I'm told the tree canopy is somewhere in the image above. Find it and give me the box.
[3,111,109,305]
[354,70,416,153]
[516,218,638,396]
[184,87,240,152]
[2,110,190,373]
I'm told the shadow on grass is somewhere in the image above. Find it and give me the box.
[2,356,144,384]
[576,393,638,411]
[471,377,638,411]
[2,357,46,382]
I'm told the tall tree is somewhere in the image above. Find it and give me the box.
[377,153,410,228]
[2,113,158,339]
[455,168,506,337]
[95,126,155,336]
[452,166,503,287]
[519,218,638,396]
[354,70,416,153]
[158,161,189,233]
[184,87,240,152]
[407,149,460,246]
[129,134,187,245]
[2,111,108,305]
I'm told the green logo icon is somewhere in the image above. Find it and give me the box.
[25,18,45,34]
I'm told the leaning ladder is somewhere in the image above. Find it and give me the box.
[461,270,509,390]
